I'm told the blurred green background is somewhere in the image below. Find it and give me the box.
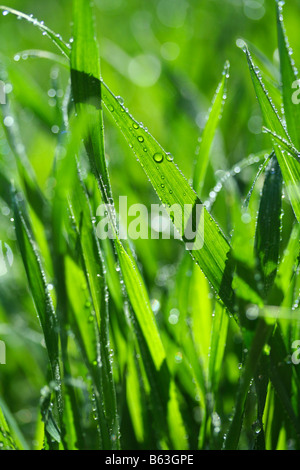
[0,0,300,448]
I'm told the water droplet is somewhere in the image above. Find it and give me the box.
[175,351,183,363]
[253,421,261,434]
[3,116,14,128]
[132,122,139,129]
[2,10,9,16]
[137,136,144,143]
[108,104,114,112]
[0,240,13,277]
[116,95,124,104]
[166,152,174,162]
[153,152,164,163]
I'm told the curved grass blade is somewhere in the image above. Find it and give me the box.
[0,5,236,313]
[243,152,273,209]
[193,61,230,196]
[276,0,300,149]
[1,6,181,441]
[101,82,235,312]
[14,49,68,67]
[245,46,300,223]
[263,127,300,162]
[245,46,290,140]
[0,6,70,57]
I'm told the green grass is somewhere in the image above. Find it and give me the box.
[0,0,299,450]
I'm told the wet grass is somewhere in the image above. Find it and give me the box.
[0,0,299,451]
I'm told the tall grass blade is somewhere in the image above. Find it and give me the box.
[223,319,274,449]
[193,61,229,196]
[276,0,300,149]
[12,191,63,445]
[255,156,283,296]
[245,47,300,223]
[70,0,111,200]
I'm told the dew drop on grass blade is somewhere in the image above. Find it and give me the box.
[0,6,70,57]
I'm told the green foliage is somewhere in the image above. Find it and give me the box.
[0,0,299,451]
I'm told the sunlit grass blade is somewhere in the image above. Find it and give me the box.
[208,303,229,395]
[114,237,166,371]
[50,110,120,448]
[167,382,188,450]
[254,156,283,296]
[0,398,29,450]
[70,0,111,200]
[0,402,18,450]
[125,344,146,445]
[262,127,299,162]
[276,0,300,149]
[193,61,230,196]
[101,82,235,312]
[245,46,290,139]
[0,4,237,312]
[0,6,70,57]
[245,46,300,223]
[69,181,120,449]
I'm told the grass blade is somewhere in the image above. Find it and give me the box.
[193,61,229,196]
[101,82,235,312]
[254,155,283,296]
[223,319,274,450]
[12,191,63,442]
[0,402,18,450]
[245,46,300,223]
[0,6,70,57]
[276,0,300,149]
[70,0,111,200]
